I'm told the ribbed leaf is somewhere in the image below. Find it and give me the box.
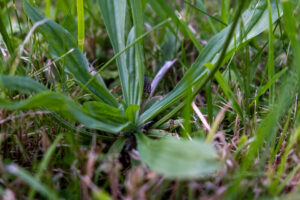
[140,0,282,124]
[0,92,129,133]
[0,75,129,133]
[98,0,129,104]
[136,132,220,179]
[125,104,139,124]
[0,75,47,94]
[83,101,126,123]
[126,28,138,105]
[23,0,118,107]
[129,0,145,106]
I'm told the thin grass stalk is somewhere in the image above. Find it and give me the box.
[181,72,193,139]
[45,0,50,18]
[221,0,230,25]
[77,0,85,51]
[205,81,213,124]
[267,0,275,104]
[189,0,227,27]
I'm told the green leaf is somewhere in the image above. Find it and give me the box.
[267,0,275,104]
[83,101,126,123]
[125,104,139,124]
[0,75,48,94]
[23,0,118,107]
[76,0,85,51]
[98,0,129,104]
[136,132,220,179]
[126,28,139,105]
[140,0,282,125]
[129,0,145,106]
[0,91,129,133]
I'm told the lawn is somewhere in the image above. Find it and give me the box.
[1,0,300,199]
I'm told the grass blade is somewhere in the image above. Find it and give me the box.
[6,164,59,199]
[29,134,63,199]
[267,0,275,104]
[77,0,85,51]
[45,0,50,18]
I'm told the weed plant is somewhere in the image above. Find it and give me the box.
[0,0,300,199]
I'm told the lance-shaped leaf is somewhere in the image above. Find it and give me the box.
[136,132,220,179]
[98,0,129,104]
[140,0,282,124]
[129,0,145,106]
[126,28,138,105]
[83,101,127,124]
[23,0,118,107]
[0,75,47,94]
[0,92,129,133]
[0,75,130,133]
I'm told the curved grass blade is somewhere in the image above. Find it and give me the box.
[23,0,118,107]
[29,134,63,199]
[6,164,59,199]
[136,132,220,179]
